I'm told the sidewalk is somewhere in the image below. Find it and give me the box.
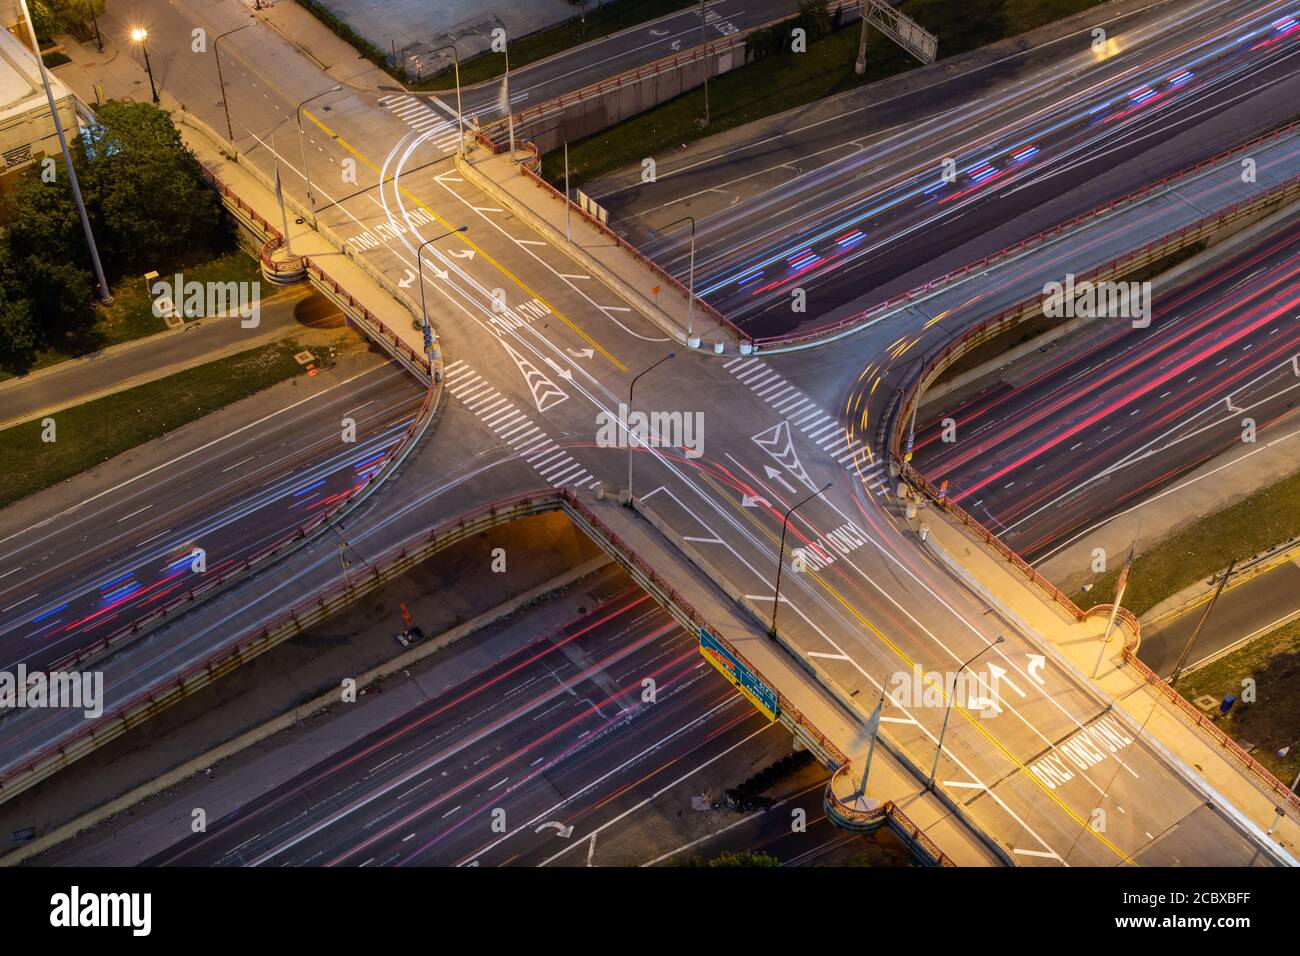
[581,492,1006,866]
[51,27,431,383]
[177,107,432,369]
[456,140,747,354]
[912,497,1300,861]
[0,289,312,431]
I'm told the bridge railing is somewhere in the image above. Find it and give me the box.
[471,129,750,348]
[559,493,848,768]
[43,164,438,677]
[882,173,1300,819]
[754,119,1300,351]
[1082,605,1300,816]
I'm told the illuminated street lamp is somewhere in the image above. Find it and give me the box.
[130,28,158,104]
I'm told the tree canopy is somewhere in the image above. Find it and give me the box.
[0,101,230,367]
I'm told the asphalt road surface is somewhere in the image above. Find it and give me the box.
[6,0,1297,865]
[612,0,1300,337]
[911,219,1300,559]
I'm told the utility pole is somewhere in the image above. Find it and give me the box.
[699,0,710,125]
[17,0,111,303]
[1169,559,1236,685]
[855,0,869,74]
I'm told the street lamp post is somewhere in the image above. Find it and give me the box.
[927,636,1005,790]
[214,24,252,148]
[769,481,832,637]
[659,215,697,346]
[416,224,468,372]
[428,43,466,156]
[624,353,676,507]
[527,123,571,240]
[296,84,343,228]
[17,0,111,303]
[130,28,159,103]
[87,1,102,53]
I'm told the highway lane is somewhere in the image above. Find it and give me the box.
[145,578,780,866]
[413,0,803,123]
[1141,548,1300,677]
[0,358,423,673]
[610,0,1300,337]
[10,0,1298,864]
[911,220,1300,559]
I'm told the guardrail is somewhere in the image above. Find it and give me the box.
[755,119,1300,351]
[1089,605,1300,817]
[0,493,553,803]
[38,165,440,676]
[3,486,957,858]
[881,171,1300,821]
[561,493,848,768]
[43,384,436,678]
[491,1,859,135]
[196,164,430,377]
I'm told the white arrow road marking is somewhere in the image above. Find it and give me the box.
[763,465,797,495]
[987,663,1026,698]
[1026,654,1047,685]
[450,248,476,259]
[536,821,574,839]
[566,348,595,359]
[741,494,770,508]
[397,268,416,288]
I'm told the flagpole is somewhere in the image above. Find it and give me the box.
[271,130,292,257]
[855,690,886,801]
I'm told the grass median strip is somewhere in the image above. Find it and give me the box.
[0,339,309,511]
[1074,469,1300,619]
[1173,616,1300,781]
[545,0,1108,188]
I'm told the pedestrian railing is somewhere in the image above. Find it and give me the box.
[881,170,1300,820]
